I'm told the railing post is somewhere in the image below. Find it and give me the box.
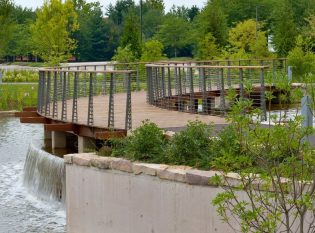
[189,67,195,113]
[201,68,207,114]
[125,72,132,130]
[87,72,94,125]
[239,68,244,99]
[84,66,87,96]
[219,68,225,115]
[227,60,231,88]
[45,71,51,116]
[61,71,67,121]
[108,73,115,128]
[146,66,152,104]
[52,71,58,118]
[136,65,140,91]
[161,67,166,99]
[260,68,267,121]
[72,72,78,123]
[37,71,43,113]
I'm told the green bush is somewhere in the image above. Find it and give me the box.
[112,120,168,163]
[167,120,214,169]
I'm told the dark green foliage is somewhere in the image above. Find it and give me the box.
[196,0,228,47]
[73,1,117,61]
[272,0,298,56]
[113,120,168,163]
[120,10,141,58]
[167,120,213,169]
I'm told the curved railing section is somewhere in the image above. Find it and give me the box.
[145,63,277,120]
[37,68,136,130]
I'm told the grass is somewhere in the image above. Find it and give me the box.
[0,84,38,111]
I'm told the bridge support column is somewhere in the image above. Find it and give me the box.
[78,136,95,153]
[44,130,52,148]
[52,131,67,149]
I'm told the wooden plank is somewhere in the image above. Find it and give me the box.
[20,117,47,124]
[44,123,75,132]
[23,107,37,112]
[15,111,39,117]
[95,130,127,140]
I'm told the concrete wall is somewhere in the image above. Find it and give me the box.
[65,154,234,233]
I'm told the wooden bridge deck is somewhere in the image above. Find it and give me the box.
[55,91,226,130]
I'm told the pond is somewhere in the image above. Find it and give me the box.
[0,117,65,233]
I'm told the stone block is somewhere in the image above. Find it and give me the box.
[132,163,168,176]
[91,157,112,169]
[186,169,220,186]
[72,153,99,167]
[158,167,188,183]
[111,158,133,173]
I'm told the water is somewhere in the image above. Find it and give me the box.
[0,117,65,233]
[24,144,65,202]
[261,108,315,125]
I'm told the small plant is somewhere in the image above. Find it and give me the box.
[112,120,168,163]
[211,96,315,233]
[167,120,213,169]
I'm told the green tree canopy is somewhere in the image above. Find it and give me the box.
[120,10,141,58]
[196,0,228,47]
[155,15,192,57]
[195,33,220,60]
[228,19,270,58]
[141,39,165,61]
[0,0,14,57]
[30,0,79,65]
[272,0,298,56]
[73,0,116,61]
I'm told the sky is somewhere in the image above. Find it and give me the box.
[14,0,206,12]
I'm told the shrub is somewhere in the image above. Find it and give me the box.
[167,120,213,169]
[115,120,168,163]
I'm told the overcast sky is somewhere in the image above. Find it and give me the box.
[14,0,206,12]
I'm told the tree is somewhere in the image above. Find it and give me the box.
[272,0,297,56]
[120,10,141,58]
[5,5,35,59]
[106,0,135,26]
[195,33,220,60]
[112,45,136,63]
[228,19,270,58]
[30,0,78,65]
[73,0,116,61]
[141,40,165,61]
[212,85,315,232]
[0,0,14,57]
[196,0,228,47]
[155,15,191,57]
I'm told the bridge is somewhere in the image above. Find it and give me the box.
[16,59,287,153]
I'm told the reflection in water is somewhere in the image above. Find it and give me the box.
[0,117,65,233]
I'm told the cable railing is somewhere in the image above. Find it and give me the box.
[146,63,269,120]
[37,68,136,130]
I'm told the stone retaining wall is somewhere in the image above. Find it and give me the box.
[65,153,236,233]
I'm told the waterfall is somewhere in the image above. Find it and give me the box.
[23,143,65,202]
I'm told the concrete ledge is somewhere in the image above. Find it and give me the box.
[66,153,229,186]
[0,111,18,117]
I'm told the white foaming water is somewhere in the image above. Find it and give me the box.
[0,117,65,232]
[23,143,65,202]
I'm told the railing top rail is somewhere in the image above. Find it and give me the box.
[38,68,136,74]
[59,61,150,68]
[157,58,287,64]
[145,64,269,69]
